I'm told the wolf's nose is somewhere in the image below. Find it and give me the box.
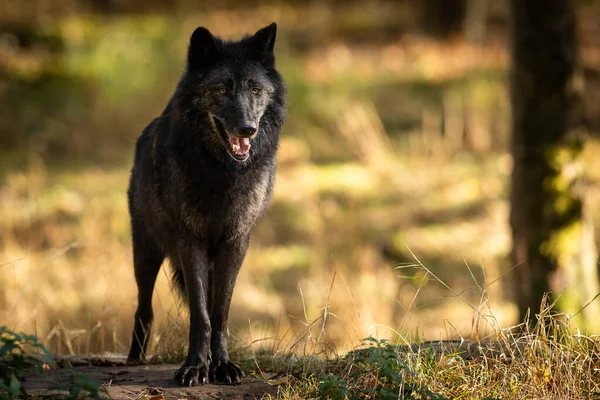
[240,123,257,137]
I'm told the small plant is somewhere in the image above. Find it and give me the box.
[50,371,108,400]
[355,337,414,399]
[316,374,350,400]
[0,326,108,400]
[311,337,448,400]
[0,325,53,399]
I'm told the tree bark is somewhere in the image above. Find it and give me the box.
[509,0,600,327]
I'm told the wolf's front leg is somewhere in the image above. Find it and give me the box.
[173,245,211,386]
[208,235,249,384]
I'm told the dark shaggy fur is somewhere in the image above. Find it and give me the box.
[126,23,286,386]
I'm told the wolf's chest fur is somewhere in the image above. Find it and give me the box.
[167,160,273,241]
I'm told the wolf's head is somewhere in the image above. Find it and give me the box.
[174,23,286,165]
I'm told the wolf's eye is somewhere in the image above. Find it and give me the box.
[218,88,228,94]
[252,88,260,95]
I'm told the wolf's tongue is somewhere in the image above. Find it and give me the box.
[228,136,251,156]
[238,138,250,154]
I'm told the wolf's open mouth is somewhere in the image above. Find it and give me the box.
[228,136,251,158]
[213,117,251,162]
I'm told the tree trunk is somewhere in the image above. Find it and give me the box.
[509,0,600,328]
[421,0,466,40]
[464,0,487,45]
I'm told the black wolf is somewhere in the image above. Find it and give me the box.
[126,23,286,386]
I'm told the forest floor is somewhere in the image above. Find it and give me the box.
[23,355,279,400]
[17,324,600,400]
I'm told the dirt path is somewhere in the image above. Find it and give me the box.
[23,356,279,400]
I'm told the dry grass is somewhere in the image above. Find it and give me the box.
[139,247,600,399]
[0,108,516,357]
[271,309,600,399]
[237,277,600,400]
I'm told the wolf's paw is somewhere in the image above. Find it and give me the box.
[209,360,244,384]
[174,362,209,386]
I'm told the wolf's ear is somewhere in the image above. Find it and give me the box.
[250,23,277,66]
[188,27,220,70]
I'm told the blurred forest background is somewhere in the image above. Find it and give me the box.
[2,0,600,357]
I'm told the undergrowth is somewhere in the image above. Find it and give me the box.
[256,297,600,399]
[0,326,108,400]
[0,326,53,399]
[145,262,600,399]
